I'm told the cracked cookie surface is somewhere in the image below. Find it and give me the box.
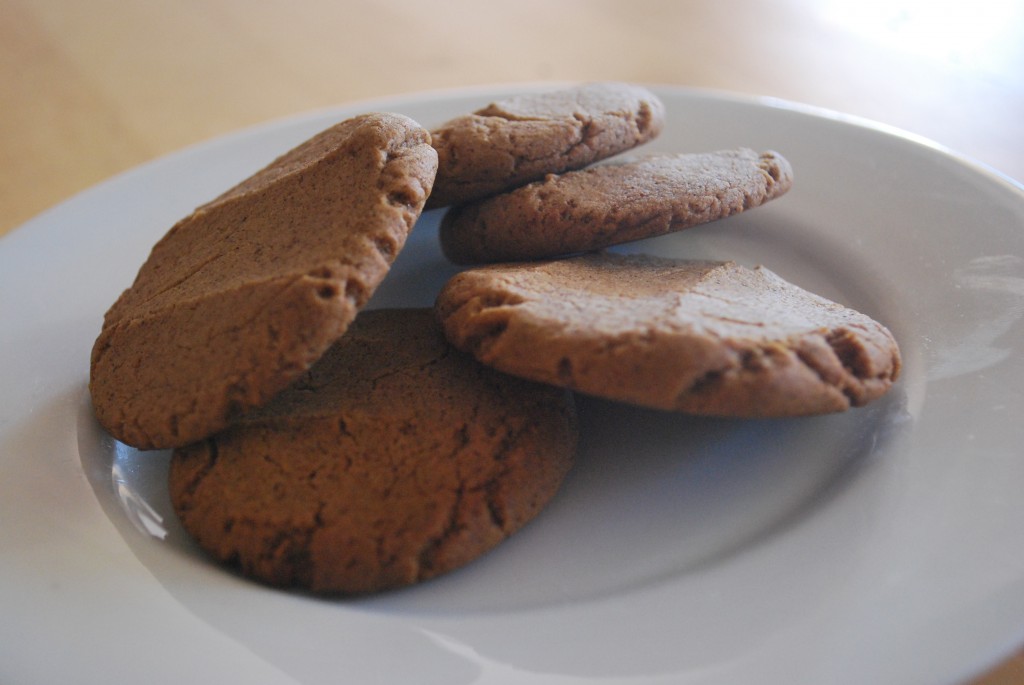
[89,113,437,450]
[435,253,901,416]
[440,149,793,264]
[168,308,578,594]
[426,82,664,209]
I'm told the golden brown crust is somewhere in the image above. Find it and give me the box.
[90,113,438,449]
[440,149,793,264]
[168,309,577,594]
[435,253,901,417]
[426,82,665,208]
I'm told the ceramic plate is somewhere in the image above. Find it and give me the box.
[2,86,1023,685]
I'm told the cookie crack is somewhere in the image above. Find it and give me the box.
[479,433,521,532]
[260,513,320,588]
[412,405,518,579]
[107,271,319,349]
[813,327,897,405]
[414,484,465,579]
[634,100,656,136]
[113,248,234,320]
[677,333,771,400]
[475,107,557,124]
[176,438,220,503]
[793,340,858,407]
[825,327,875,379]
[483,477,508,531]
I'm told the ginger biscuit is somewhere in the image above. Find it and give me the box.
[427,82,665,208]
[168,308,577,594]
[440,148,793,264]
[435,253,901,417]
[90,113,438,450]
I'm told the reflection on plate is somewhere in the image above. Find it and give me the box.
[2,85,1024,685]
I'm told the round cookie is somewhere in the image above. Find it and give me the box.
[168,308,578,594]
[435,253,901,417]
[440,149,793,264]
[426,82,665,209]
[90,113,438,450]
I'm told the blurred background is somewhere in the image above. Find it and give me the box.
[2,0,1022,237]
[2,0,1022,681]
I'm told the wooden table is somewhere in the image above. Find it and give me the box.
[2,0,1022,682]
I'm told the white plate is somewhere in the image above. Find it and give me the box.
[2,85,1023,685]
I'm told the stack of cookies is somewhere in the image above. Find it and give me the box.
[90,83,901,595]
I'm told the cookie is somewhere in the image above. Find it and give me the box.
[440,149,793,264]
[435,253,901,417]
[168,308,577,594]
[426,82,665,209]
[90,113,437,450]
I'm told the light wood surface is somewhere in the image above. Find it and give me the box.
[2,0,1022,682]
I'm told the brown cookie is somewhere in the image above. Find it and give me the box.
[90,113,438,450]
[435,253,901,417]
[426,82,665,209]
[168,308,577,594]
[440,149,793,264]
